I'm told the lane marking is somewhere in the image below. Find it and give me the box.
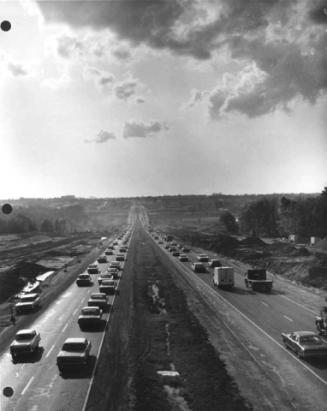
[82,226,135,411]
[73,308,78,316]
[283,315,294,322]
[261,301,269,307]
[21,376,34,396]
[280,295,317,315]
[149,230,327,388]
[46,344,55,358]
[61,323,68,333]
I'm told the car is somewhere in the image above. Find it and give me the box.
[76,273,93,286]
[119,247,127,253]
[172,251,180,257]
[179,254,188,262]
[182,247,190,252]
[110,261,122,270]
[164,244,170,249]
[169,247,177,253]
[158,240,164,244]
[87,264,99,274]
[99,279,116,295]
[107,245,115,250]
[197,254,209,263]
[107,267,120,279]
[209,259,222,268]
[10,329,41,360]
[88,293,109,310]
[105,249,113,255]
[14,293,40,313]
[98,272,113,285]
[57,338,91,372]
[97,255,108,263]
[116,254,125,262]
[192,262,206,273]
[78,307,103,328]
[281,331,327,359]
[113,240,119,245]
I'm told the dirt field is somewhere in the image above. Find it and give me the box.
[87,225,250,411]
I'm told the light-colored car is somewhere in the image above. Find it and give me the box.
[76,273,93,286]
[116,254,125,262]
[78,307,103,328]
[197,254,209,262]
[110,261,122,271]
[15,293,40,313]
[10,329,41,360]
[98,272,113,285]
[57,338,91,372]
[179,254,188,262]
[107,267,120,279]
[88,292,109,310]
[281,331,327,359]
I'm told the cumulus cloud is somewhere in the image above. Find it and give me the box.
[7,62,28,77]
[37,0,327,117]
[112,47,131,60]
[85,130,117,143]
[123,120,169,138]
[114,76,140,100]
[184,88,207,109]
[83,66,115,90]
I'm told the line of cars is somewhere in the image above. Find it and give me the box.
[9,230,132,374]
[150,230,327,361]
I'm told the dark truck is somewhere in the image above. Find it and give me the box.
[315,306,327,336]
[244,269,273,292]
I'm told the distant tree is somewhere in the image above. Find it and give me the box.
[240,198,279,237]
[220,211,239,234]
[40,219,54,233]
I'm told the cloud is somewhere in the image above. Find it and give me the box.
[38,0,327,117]
[83,66,115,90]
[85,130,117,143]
[112,47,131,60]
[114,76,140,100]
[7,62,28,77]
[123,120,169,138]
[136,97,145,104]
[184,88,207,109]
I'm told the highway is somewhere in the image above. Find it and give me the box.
[148,227,327,410]
[0,230,132,411]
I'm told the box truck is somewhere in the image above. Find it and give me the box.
[213,267,234,290]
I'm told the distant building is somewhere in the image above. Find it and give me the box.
[60,195,75,200]
[289,234,297,243]
[310,236,320,246]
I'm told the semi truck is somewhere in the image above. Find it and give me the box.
[315,306,327,335]
[244,269,273,292]
[213,267,234,290]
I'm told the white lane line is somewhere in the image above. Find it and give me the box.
[73,308,78,316]
[82,226,134,411]
[149,231,327,388]
[46,344,55,358]
[280,295,317,315]
[261,301,269,307]
[283,315,294,322]
[61,323,69,333]
[21,376,34,396]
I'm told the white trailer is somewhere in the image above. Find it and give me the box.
[213,267,234,290]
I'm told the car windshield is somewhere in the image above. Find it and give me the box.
[16,332,34,341]
[92,295,105,300]
[20,295,36,302]
[82,308,99,315]
[63,342,86,351]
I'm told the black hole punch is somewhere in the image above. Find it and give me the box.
[2,203,13,215]
[3,386,14,397]
[1,20,11,32]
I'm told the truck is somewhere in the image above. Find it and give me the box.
[315,306,327,335]
[213,267,234,290]
[244,269,273,292]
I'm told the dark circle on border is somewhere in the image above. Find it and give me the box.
[1,21,11,32]
[3,386,14,397]
[2,203,13,215]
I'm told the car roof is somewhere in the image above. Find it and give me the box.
[90,292,106,297]
[16,329,35,335]
[20,293,38,298]
[64,337,87,344]
[293,331,317,337]
[101,280,115,284]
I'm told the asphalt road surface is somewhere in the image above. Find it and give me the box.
[149,229,327,410]
[0,232,132,411]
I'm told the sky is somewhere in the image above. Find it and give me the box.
[0,0,326,199]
